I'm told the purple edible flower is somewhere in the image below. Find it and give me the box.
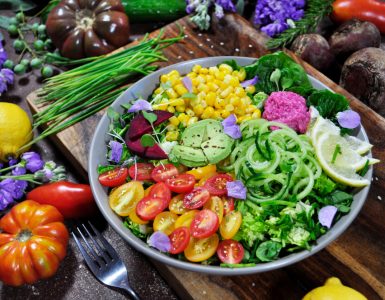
[12,166,26,176]
[13,180,28,200]
[109,141,123,163]
[241,76,259,88]
[226,180,247,200]
[0,69,14,94]
[0,179,15,210]
[318,205,338,229]
[8,158,18,166]
[182,76,193,93]
[127,99,153,113]
[336,110,361,129]
[215,0,236,12]
[222,114,242,139]
[148,231,171,252]
[0,43,7,66]
[21,152,44,173]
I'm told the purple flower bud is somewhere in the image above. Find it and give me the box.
[336,110,361,129]
[0,178,16,210]
[226,180,247,200]
[127,99,153,113]
[21,152,44,173]
[109,141,123,163]
[12,166,26,176]
[182,76,193,93]
[222,114,242,139]
[1,69,14,85]
[0,44,7,66]
[13,180,28,200]
[241,76,259,88]
[215,0,236,12]
[318,205,338,229]
[8,158,18,166]
[148,231,171,252]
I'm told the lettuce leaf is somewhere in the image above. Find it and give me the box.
[306,90,349,121]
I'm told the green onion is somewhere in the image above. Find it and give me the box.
[331,144,342,164]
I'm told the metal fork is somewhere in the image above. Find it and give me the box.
[72,221,141,300]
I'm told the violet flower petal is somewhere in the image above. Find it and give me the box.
[148,231,171,252]
[21,152,44,173]
[215,0,236,12]
[13,180,28,200]
[221,114,237,127]
[8,158,18,166]
[0,44,7,66]
[127,99,153,113]
[182,76,193,93]
[12,166,26,176]
[240,76,259,88]
[224,125,242,139]
[226,180,247,200]
[109,141,123,163]
[336,110,361,129]
[1,69,14,85]
[318,205,338,229]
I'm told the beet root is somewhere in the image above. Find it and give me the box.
[340,47,385,116]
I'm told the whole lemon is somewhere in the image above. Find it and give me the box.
[0,102,33,161]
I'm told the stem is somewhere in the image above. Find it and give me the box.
[0,175,41,185]
[0,165,17,173]
[17,28,37,59]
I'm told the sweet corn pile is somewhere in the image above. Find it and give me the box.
[151,64,261,141]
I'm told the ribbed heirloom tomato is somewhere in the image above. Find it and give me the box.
[0,201,69,286]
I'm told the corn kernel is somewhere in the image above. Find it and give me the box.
[252,109,261,119]
[232,70,239,77]
[212,111,221,119]
[190,98,200,107]
[186,108,195,116]
[234,87,246,97]
[176,105,185,113]
[246,105,257,113]
[193,104,204,116]
[197,83,209,93]
[188,117,198,126]
[206,75,214,82]
[154,87,163,94]
[192,65,202,73]
[205,92,216,106]
[167,124,177,131]
[160,75,169,83]
[221,110,231,118]
[169,98,185,106]
[220,86,233,98]
[238,68,247,81]
[238,115,252,123]
[225,104,234,112]
[167,106,176,113]
[214,71,225,80]
[224,74,239,86]
[241,97,251,106]
[219,64,233,74]
[245,85,256,94]
[196,75,206,84]
[207,82,219,92]
[200,100,207,108]
[215,98,226,109]
[208,66,219,75]
[169,116,180,126]
[237,108,246,115]
[230,96,240,106]
[199,68,209,75]
[192,78,200,87]
[166,88,178,99]
[169,75,180,86]
[178,113,187,122]
[168,70,180,78]
[187,72,197,78]
[201,107,215,119]
[166,131,179,141]
[181,115,190,126]
[174,84,188,96]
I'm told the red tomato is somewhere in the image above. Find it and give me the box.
[27,181,97,219]
[136,196,168,221]
[128,163,154,181]
[222,197,235,215]
[98,167,128,187]
[183,187,210,209]
[169,226,190,254]
[204,174,233,196]
[149,182,171,202]
[190,209,219,238]
[165,174,195,194]
[217,240,244,264]
[151,164,179,182]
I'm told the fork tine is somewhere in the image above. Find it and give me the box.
[88,221,118,259]
[76,226,106,266]
[81,223,112,262]
[71,231,99,275]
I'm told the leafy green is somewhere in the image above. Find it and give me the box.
[234,212,266,248]
[140,134,156,147]
[252,92,268,109]
[313,173,337,196]
[256,241,282,262]
[97,164,116,175]
[123,219,152,239]
[359,160,370,177]
[142,111,157,124]
[221,59,241,71]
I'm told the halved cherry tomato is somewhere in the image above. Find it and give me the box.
[169,194,190,215]
[165,174,195,194]
[186,164,217,180]
[184,234,219,262]
[151,164,179,182]
[109,181,144,216]
[153,211,179,235]
[136,196,168,221]
[190,209,219,238]
[222,197,235,215]
[183,187,210,209]
[144,186,152,197]
[197,172,218,186]
[128,206,148,225]
[220,211,242,239]
[99,167,129,187]
[150,182,171,202]
[203,196,224,224]
[175,210,199,228]
[128,163,154,181]
[169,226,190,254]
[217,240,244,264]
[204,174,233,196]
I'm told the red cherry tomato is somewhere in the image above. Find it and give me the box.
[128,163,154,181]
[98,167,128,187]
[222,197,235,215]
[217,239,244,264]
[165,174,195,194]
[190,209,219,238]
[204,174,233,196]
[169,226,190,254]
[136,196,168,221]
[149,182,171,202]
[151,164,179,182]
[183,187,211,209]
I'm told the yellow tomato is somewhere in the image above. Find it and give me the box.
[169,194,190,215]
[203,196,224,224]
[153,212,179,235]
[144,185,152,197]
[184,234,219,262]
[128,207,148,225]
[174,210,199,228]
[220,211,242,239]
[109,181,144,216]
[186,165,217,180]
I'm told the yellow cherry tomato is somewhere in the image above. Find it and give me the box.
[186,165,217,180]
[109,181,144,216]
[153,211,179,235]
[197,172,218,186]
[128,206,148,225]
[184,234,219,262]
[144,185,152,197]
[169,194,190,215]
[174,210,199,228]
[203,196,224,224]
[220,210,242,239]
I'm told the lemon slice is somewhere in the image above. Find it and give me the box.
[315,132,370,187]
[344,135,373,155]
[309,116,340,144]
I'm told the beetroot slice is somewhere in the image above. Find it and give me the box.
[127,110,173,140]
[145,144,168,159]
[126,137,168,160]
[126,139,146,157]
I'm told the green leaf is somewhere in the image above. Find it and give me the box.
[222,59,241,71]
[181,93,197,99]
[142,111,157,124]
[140,134,155,147]
[359,159,370,176]
[161,81,172,90]
[97,164,116,175]
[307,90,349,122]
[0,15,12,30]
[256,241,282,262]
[0,0,36,12]
[107,107,120,122]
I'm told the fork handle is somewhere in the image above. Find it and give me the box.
[120,282,141,300]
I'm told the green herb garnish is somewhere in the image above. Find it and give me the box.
[331,144,342,164]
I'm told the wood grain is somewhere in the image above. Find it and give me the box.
[27,13,385,300]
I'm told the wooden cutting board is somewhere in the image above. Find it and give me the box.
[27,14,385,300]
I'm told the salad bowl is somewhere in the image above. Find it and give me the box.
[88,56,373,275]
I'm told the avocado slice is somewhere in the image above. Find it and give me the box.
[181,123,207,148]
[201,133,234,164]
[171,145,207,167]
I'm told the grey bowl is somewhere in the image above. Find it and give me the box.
[88,56,372,275]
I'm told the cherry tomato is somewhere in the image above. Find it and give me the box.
[204,174,233,196]
[203,196,224,224]
[150,182,171,202]
[153,211,178,235]
[109,181,144,216]
[217,240,244,264]
[144,186,152,197]
[175,210,199,228]
[169,226,190,254]
[136,196,168,221]
[183,187,210,209]
[169,194,190,215]
[220,211,242,239]
[190,209,219,238]
[184,234,219,262]
[128,163,154,181]
[222,197,235,215]
[165,174,195,194]
[197,172,218,186]
[186,165,217,180]
[128,206,148,225]
[98,167,129,187]
[151,164,179,182]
